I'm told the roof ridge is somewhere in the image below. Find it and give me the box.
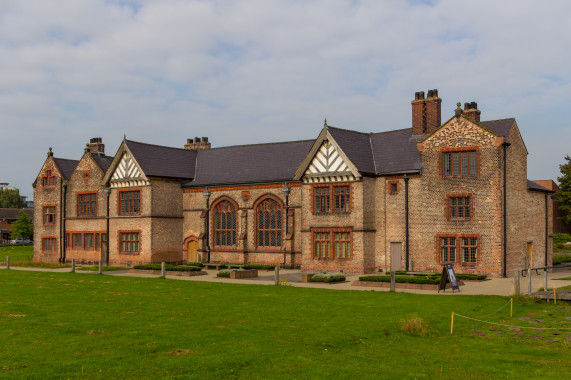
[481,117,516,123]
[54,157,80,163]
[327,125,371,136]
[125,139,195,152]
[204,139,314,151]
[370,127,413,136]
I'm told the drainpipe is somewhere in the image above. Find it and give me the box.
[61,183,67,263]
[104,187,111,266]
[404,174,410,271]
[203,188,211,262]
[502,142,511,277]
[545,193,548,268]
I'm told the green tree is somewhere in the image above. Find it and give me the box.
[11,210,33,240]
[556,155,571,225]
[0,188,25,208]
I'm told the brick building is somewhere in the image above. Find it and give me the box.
[33,90,554,276]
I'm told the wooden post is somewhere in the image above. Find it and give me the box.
[527,268,532,295]
[6,256,9,270]
[98,260,103,275]
[450,312,454,334]
[513,269,520,295]
[544,269,548,293]
[161,262,166,279]
[510,298,513,317]
[390,271,396,292]
[71,259,75,273]
[554,288,557,305]
[274,266,280,285]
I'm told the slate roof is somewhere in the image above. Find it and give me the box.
[327,127,377,174]
[0,208,33,221]
[480,118,515,137]
[92,154,113,172]
[371,128,423,174]
[527,180,554,193]
[53,158,79,179]
[184,140,314,187]
[125,140,197,180]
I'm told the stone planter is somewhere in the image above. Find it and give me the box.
[301,273,315,283]
[230,269,258,279]
[351,281,440,290]
[128,269,208,277]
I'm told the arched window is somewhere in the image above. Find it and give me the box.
[256,197,283,248]
[213,199,237,248]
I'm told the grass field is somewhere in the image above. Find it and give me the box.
[0,270,569,379]
[0,245,33,263]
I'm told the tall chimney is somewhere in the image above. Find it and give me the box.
[89,137,104,154]
[412,89,442,135]
[463,102,481,123]
[184,137,211,150]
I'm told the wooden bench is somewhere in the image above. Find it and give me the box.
[203,263,224,270]
[230,269,258,279]
[228,264,245,269]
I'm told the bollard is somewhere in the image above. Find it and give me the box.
[390,271,396,292]
[510,298,513,318]
[98,260,103,275]
[544,269,548,294]
[6,256,9,270]
[450,312,454,334]
[513,269,520,295]
[527,268,532,295]
[71,259,75,273]
[274,266,280,285]
[161,262,166,278]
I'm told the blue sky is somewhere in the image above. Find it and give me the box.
[1,0,570,199]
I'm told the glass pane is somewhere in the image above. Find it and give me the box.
[470,151,477,174]
[461,152,468,175]
[453,153,459,175]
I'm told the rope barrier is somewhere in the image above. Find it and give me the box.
[454,313,571,330]
[477,299,512,318]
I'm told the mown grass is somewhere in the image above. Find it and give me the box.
[0,245,33,263]
[0,270,569,379]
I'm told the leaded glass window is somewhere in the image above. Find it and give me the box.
[213,199,237,247]
[256,198,282,248]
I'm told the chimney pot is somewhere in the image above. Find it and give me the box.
[194,137,201,143]
[202,137,208,143]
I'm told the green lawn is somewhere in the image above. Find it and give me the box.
[0,245,33,263]
[0,270,569,379]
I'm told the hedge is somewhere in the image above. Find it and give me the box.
[186,262,204,267]
[310,273,346,283]
[133,264,202,272]
[243,264,275,270]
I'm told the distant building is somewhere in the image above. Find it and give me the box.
[531,180,571,234]
[0,208,34,243]
[33,90,554,276]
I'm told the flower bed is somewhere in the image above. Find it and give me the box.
[130,264,207,277]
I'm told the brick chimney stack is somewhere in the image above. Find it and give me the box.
[184,137,211,150]
[463,102,481,123]
[412,89,442,135]
[89,137,104,154]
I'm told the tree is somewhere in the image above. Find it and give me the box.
[0,188,25,208]
[11,210,33,240]
[556,155,571,225]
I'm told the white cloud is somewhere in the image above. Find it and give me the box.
[1,0,570,198]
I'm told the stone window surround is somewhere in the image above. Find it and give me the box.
[440,146,480,179]
[435,233,480,267]
[387,180,400,195]
[66,231,104,251]
[42,204,56,225]
[41,236,57,253]
[118,230,141,255]
[311,182,353,215]
[77,191,97,217]
[254,194,284,251]
[42,168,57,188]
[118,188,141,216]
[445,193,473,220]
[311,227,353,261]
[211,196,239,249]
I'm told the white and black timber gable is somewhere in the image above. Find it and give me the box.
[103,142,150,188]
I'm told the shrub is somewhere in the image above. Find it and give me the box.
[243,264,275,270]
[454,273,487,281]
[133,264,202,272]
[310,273,346,283]
[186,262,204,267]
[553,233,571,245]
[78,266,127,271]
[217,269,231,278]
[400,315,431,336]
[553,253,571,265]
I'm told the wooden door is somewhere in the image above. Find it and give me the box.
[390,242,403,271]
[187,241,199,262]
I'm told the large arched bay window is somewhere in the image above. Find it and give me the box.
[213,198,238,248]
[255,196,283,249]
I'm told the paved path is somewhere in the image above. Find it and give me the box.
[2,264,571,296]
